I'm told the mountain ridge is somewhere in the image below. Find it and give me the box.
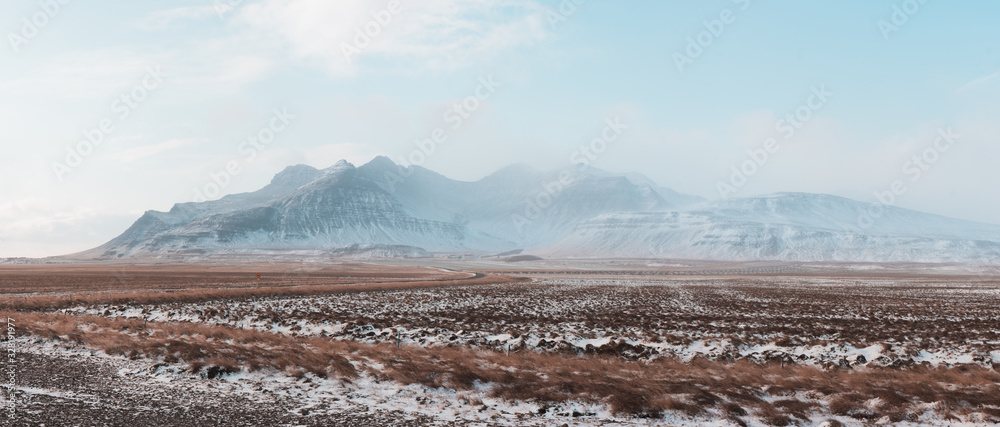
[75,158,1000,263]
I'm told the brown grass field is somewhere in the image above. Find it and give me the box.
[3,261,1000,425]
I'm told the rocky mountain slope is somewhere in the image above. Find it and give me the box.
[78,158,1000,263]
[80,158,698,259]
[539,193,1000,263]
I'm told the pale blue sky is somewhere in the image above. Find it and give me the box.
[2,0,998,257]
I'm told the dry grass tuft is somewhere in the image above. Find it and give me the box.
[8,310,1000,424]
[0,272,524,312]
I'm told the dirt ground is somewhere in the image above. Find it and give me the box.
[11,350,456,427]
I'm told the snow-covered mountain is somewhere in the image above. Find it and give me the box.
[79,158,1000,263]
[80,157,699,259]
[540,193,1000,263]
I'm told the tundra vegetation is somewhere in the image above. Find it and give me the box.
[3,263,999,425]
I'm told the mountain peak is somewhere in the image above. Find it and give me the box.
[478,163,541,182]
[361,155,398,171]
[323,159,356,174]
[270,164,320,186]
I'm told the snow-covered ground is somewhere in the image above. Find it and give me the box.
[12,338,996,427]
[66,276,1000,369]
[8,271,997,425]
[7,338,725,426]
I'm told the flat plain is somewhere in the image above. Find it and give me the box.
[2,260,998,426]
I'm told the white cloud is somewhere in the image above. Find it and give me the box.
[957,69,1000,93]
[110,138,204,164]
[0,198,52,221]
[237,0,548,76]
[0,48,167,100]
[0,199,142,258]
[0,199,99,237]
[167,45,277,90]
[137,6,221,30]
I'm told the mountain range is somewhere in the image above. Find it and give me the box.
[77,157,1000,263]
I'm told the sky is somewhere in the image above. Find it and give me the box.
[1,0,999,258]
